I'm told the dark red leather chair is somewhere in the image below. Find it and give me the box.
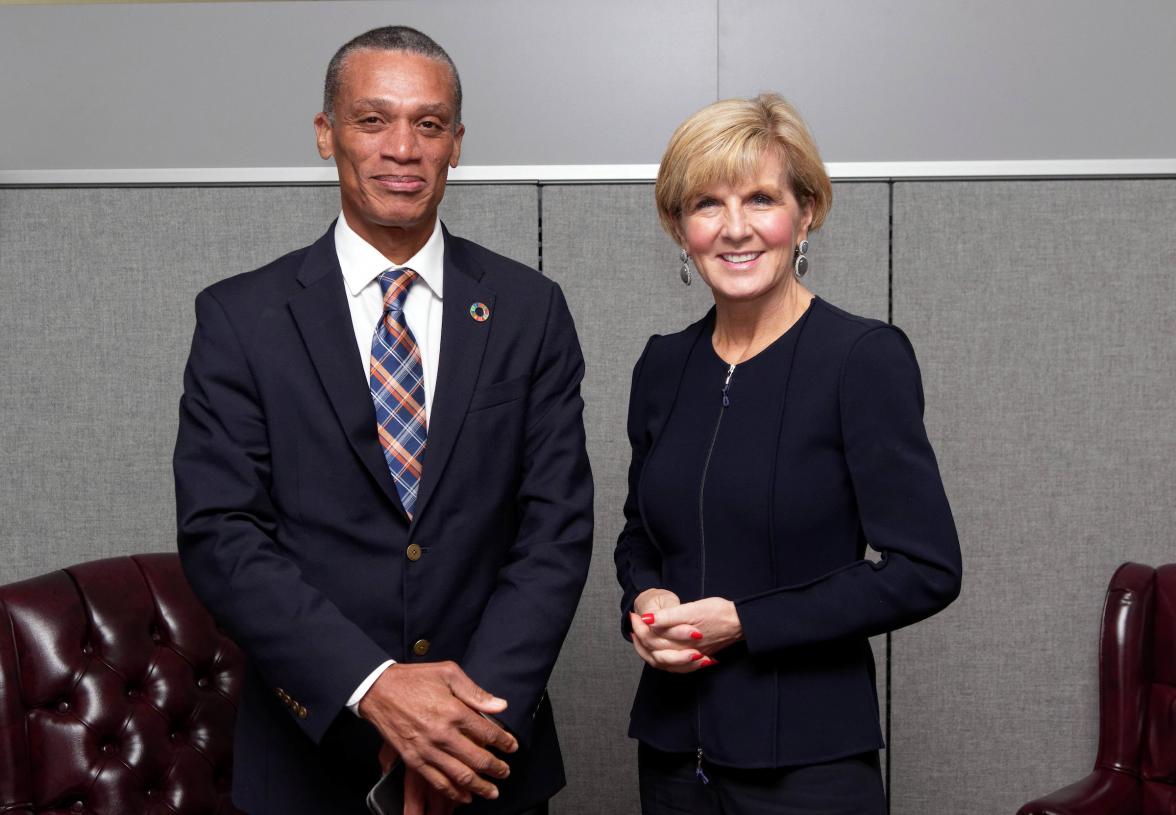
[1018,562,1176,815]
[0,553,243,815]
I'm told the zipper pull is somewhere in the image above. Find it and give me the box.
[695,747,710,784]
[721,364,735,407]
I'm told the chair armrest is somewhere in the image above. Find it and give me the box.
[1017,768,1140,815]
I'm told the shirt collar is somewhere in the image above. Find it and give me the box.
[334,212,445,299]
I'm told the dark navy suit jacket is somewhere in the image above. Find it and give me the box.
[615,298,961,767]
[175,224,592,814]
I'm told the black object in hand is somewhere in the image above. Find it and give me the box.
[366,761,405,815]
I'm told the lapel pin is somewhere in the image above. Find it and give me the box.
[469,302,490,322]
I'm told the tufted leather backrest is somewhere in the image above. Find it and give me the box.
[1142,564,1176,815]
[0,554,243,815]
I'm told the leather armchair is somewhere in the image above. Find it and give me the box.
[0,554,244,815]
[1018,562,1176,815]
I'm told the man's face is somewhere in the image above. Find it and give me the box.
[314,49,464,259]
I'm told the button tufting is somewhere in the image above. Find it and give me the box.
[102,743,116,755]
[145,789,156,798]
[70,802,83,813]
[81,644,93,656]
[197,677,209,689]
[56,701,71,713]
[126,687,140,699]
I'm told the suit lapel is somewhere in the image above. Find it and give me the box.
[413,229,495,525]
[288,226,407,518]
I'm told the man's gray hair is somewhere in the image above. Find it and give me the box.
[323,26,463,125]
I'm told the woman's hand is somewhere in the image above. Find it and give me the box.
[643,596,744,659]
[633,588,682,617]
[629,589,718,673]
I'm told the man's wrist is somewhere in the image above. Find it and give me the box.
[350,659,396,717]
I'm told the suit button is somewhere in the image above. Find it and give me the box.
[297,705,308,719]
[406,544,422,561]
[412,639,430,656]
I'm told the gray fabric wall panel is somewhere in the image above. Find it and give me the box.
[540,182,890,812]
[807,183,890,320]
[440,186,539,269]
[890,180,1176,814]
[541,183,708,815]
[0,185,536,586]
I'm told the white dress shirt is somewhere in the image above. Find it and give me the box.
[335,212,445,422]
[334,212,446,714]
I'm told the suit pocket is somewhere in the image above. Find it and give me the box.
[467,374,529,413]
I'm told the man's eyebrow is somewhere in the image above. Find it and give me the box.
[415,103,451,117]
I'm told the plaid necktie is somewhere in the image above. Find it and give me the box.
[370,267,427,518]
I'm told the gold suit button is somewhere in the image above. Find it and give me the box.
[406,543,422,561]
[412,639,431,656]
[297,705,308,719]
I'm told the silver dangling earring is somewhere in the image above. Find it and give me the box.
[679,249,692,286]
[793,239,810,279]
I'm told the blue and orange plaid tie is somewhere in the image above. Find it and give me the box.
[370,268,427,517]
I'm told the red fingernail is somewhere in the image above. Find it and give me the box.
[690,652,704,661]
[701,657,717,667]
[690,631,703,640]
[641,613,655,625]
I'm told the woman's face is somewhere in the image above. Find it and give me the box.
[679,150,813,307]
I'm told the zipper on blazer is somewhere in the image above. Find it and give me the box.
[694,361,734,783]
[695,745,710,784]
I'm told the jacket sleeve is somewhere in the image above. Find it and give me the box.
[458,283,594,745]
[174,289,390,742]
[735,325,962,654]
[613,337,665,638]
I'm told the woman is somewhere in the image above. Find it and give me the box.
[614,93,962,814]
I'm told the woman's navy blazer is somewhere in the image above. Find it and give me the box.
[615,297,962,768]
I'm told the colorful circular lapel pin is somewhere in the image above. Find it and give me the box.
[469,302,490,322]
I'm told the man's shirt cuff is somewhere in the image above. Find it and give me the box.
[348,659,396,716]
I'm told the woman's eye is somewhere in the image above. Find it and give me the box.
[750,193,774,205]
[694,198,718,210]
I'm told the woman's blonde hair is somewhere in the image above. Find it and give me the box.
[655,93,832,241]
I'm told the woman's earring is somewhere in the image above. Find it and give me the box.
[679,249,692,286]
[793,239,810,279]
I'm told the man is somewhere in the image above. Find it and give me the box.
[174,26,592,815]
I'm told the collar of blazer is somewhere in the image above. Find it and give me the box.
[289,221,497,529]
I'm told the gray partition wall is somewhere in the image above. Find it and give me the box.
[890,179,1176,815]
[0,185,538,584]
[2,179,1174,814]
